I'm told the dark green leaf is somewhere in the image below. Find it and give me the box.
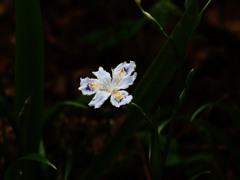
[43,100,87,124]
[178,69,195,109]
[185,0,192,10]
[200,0,212,15]
[127,102,152,124]
[15,0,44,156]
[190,103,216,122]
[82,1,202,179]
[149,126,162,180]
[189,171,211,180]
[4,153,56,180]
[63,154,73,180]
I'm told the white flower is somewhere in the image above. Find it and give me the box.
[79,61,137,108]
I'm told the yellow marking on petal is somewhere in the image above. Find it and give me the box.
[89,83,98,88]
[115,92,123,100]
[118,68,125,76]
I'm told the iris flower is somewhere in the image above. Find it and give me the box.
[79,61,137,108]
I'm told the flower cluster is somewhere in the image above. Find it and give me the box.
[79,61,137,108]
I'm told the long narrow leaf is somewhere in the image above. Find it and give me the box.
[189,171,211,180]
[149,125,162,180]
[4,153,56,180]
[15,0,44,153]
[82,0,201,179]
[15,0,44,179]
[43,101,87,124]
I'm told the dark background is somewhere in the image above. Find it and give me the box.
[0,0,240,179]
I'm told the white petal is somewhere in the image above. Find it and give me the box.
[92,67,111,87]
[110,90,133,108]
[78,78,100,95]
[89,91,111,108]
[118,72,137,89]
[113,61,136,77]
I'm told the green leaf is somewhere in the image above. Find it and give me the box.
[132,1,200,112]
[17,96,31,123]
[127,102,152,124]
[190,103,216,122]
[184,153,212,164]
[15,0,44,178]
[82,1,202,179]
[4,153,56,180]
[61,101,87,108]
[43,100,87,124]
[150,0,182,27]
[200,0,212,15]
[184,0,192,10]
[158,119,170,133]
[178,69,195,110]
[63,154,73,180]
[15,0,44,155]
[191,103,240,130]
[149,126,162,180]
[189,171,211,180]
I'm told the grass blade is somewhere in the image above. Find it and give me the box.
[189,171,211,180]
[4,153,56,180]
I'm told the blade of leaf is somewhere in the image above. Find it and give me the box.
[132,0,200,112]
[200,0,212,15]
[185,0,191,10]
[15,0,44,179]
[15,0,44,153]
[189,171,211,180]
[43,101,87,124]
[82,1,202,179]
[190,103,216,122]
[63,154,73,180]
[149,124,163,180]
[127,102,152,124]
[61,101,87,108]
[4,153,56,180]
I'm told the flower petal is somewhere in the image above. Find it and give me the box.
[113,61,136,77]
[78,77,100,95]
[92,67,111,87]
[89,91,111,108]
[110,90,132,107]
[118,72,137,89]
